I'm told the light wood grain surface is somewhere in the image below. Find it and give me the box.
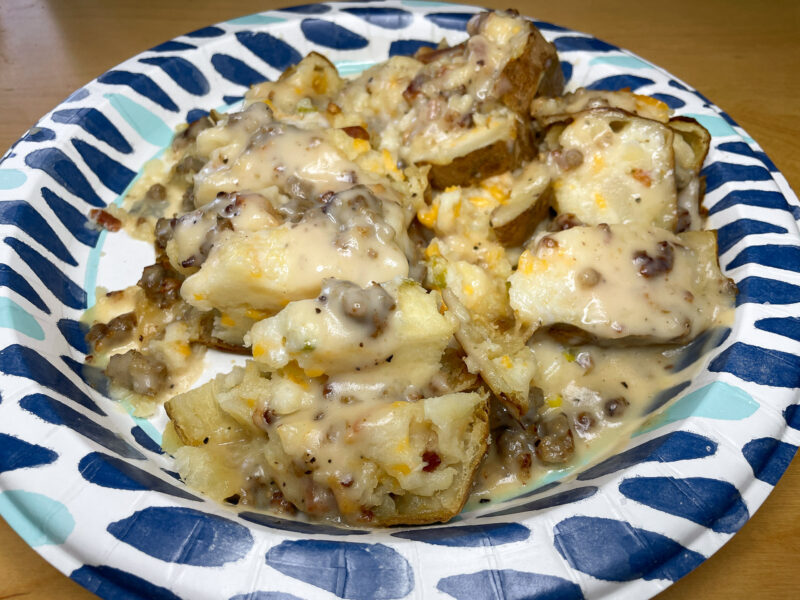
[1,1,798,598]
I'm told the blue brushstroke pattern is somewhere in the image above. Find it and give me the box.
[645,381,691,413]
[185,25,225,38]
[727,244,800,272]
[52,108,133,154]
[265,540,413,600]
[702,162,772,194]
[104,92,174,149]
[388,39,436,57]
[709,342,800,387]
[300,19,369,50]
[108,506,253,566]
[20,394,144,460]
[742,437,798,485]
[0,344,105,415]
[531,20,570,32]
[60,354,108,396]
[139,56,210,96]
[392,522,529,547]
[229,593,304,600]
[5,237,86,309]
[56,318,89,353]
[437,570,584,600]
[756,317,800,341]
[717,220,787,254]
[554,516,705,581]
[707,189,800,219]
[282,4,331,14]
[586,74,654,92]
[619,477,749,533]
[71,565,182,600]
[131,426,164,454]
[22,127,56,143]
[79,452,199,500]
[736,276,800,306]
[71,138,137,194]
[236,30,302,71]
[0,433,57,473]
[41,186,100,247]
[0,263,50,313]
[239,511,368,536]
[222,95,245,106]
[553,36,617,52]
[578,431,717,480]
[717,141,778,172]
[0,490,74,547]
[561,61,573,84]
[186,108,209,123]
[211,54,268,87]
[479,486,598,518]
[671,327,731,373]
[97,70,179,112]
[150,40,197,52]
[0,297,44,339]
[65,88,90,102]
[651,93,685,109]
[342,7,413,29]
[25,147,105,206]
[0,200,76,265]
[424,12,474,31]
[785,404,800,430]
[637,382,759,436]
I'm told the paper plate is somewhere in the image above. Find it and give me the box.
[1,2,798,599]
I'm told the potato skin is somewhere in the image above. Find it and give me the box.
[372,396,490,526]
[497,26,564,113]
[427,122,535,190]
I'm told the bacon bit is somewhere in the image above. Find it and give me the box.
[422,450,442,472]
[342,125,370,140]
[89,208,122,232]
[358,508,375,523]
[631,168,653,187]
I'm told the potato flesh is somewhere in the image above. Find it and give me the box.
[247,280,456,381]
[166,359,488,525]
[509,225,735,343]
[548,109,678,230]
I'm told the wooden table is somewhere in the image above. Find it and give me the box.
[1,1,798,598]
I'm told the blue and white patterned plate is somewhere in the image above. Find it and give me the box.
[1,2,798,599]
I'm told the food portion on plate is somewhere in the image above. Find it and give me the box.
[83,9,735,526]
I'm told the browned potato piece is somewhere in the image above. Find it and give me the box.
[403,10,560,188]
[427,121,534,189]
[373,397,489,526]
[670,116,711,177]
[489,17,564,112]
[491,161,553,246]
[531,88,671,128]
[670,117,711,231]
[443,290,537,418]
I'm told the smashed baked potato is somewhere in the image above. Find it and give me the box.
[85,9,734,527]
